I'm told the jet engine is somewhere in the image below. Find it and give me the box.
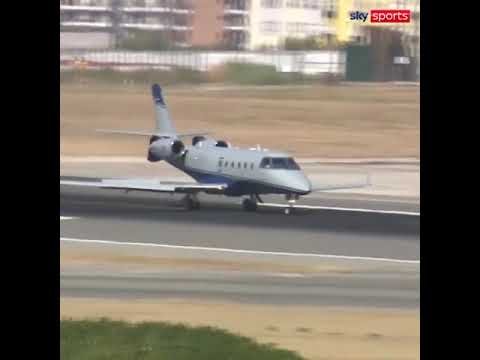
[192,136,206,146]
[148,137,185,162]
[192,136,230,148]
[215,140,230,148]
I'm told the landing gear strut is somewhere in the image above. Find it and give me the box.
[182,194,200,211]
[284,193,299,215]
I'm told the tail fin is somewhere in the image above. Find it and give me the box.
[96,84,210,138]
[151,84,176,135]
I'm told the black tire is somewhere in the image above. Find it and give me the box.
[192,200,201,210]
[183,197,195,211]
[242,198,257,212]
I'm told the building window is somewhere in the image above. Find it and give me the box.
[261,0,283,9]
[286,0,300,8]
[260,21,281,33]
[303,0,319,9]
[286,22,307,34]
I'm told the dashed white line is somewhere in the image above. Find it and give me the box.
[60,237,420,265]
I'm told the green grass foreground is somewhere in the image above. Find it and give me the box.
[61,319,305,360]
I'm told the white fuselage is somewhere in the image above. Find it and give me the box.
[168,141,312,197]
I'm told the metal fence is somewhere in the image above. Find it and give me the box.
[60,49,347,75]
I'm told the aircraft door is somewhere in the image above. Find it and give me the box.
[217,157,224,173]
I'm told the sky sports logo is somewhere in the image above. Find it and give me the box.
[349,9,411,23]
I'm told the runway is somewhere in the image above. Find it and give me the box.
[60,270,419,308]
[60,182,419,309]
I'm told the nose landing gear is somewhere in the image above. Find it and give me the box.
[284,193,299,215]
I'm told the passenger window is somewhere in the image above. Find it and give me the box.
[238,162,241,168]
[218,159,223,167]
[251,163,254,169]
[244,162,247,169]
[231,162,234,168]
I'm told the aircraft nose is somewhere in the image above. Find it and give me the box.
[290,173,312,194]
[298,176,312,194]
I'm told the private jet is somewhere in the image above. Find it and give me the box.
[60,84,368,214]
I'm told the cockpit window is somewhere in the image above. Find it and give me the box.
[286,158,300,170]
[259,157,271,168]
[260,157,300,170]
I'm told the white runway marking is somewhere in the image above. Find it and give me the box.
[60,216,76,220]
[60,237,420,264]
[259,203,420,216]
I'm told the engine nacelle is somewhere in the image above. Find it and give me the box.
[215,140,230,148]
[192,136,206,146]
[148,138,185,162]
[192,137,231,149]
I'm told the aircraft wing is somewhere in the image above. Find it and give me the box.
[60,178,227,194]
[311,174,371,192]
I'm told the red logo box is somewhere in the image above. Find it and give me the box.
[371,9,411,23]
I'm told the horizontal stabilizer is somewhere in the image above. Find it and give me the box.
[96,129,210,138]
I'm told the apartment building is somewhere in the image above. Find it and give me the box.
[60,0,249,49]
[248,0,334,50]
[191,0,248,49]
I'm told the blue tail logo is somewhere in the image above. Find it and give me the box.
[151,84,166,107]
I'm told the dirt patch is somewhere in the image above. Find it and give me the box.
[60,84,419,158]
[60,297,419,360]
[60,247,355,275]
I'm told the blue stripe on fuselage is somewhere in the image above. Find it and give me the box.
[186,168,233,185]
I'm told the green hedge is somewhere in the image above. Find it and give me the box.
[61,319,305,360]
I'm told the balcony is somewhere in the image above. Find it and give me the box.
[61,5,112,12]
[120,23,191,30]
[61,21,112,28]
[223,25,248,31]
[224,8,248,15]
[120,7,193,14]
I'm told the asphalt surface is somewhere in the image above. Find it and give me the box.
[60,270,419,308]
[60,182,420,308]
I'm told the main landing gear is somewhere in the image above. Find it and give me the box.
[242,194,263,212]
[181,194,200,210]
